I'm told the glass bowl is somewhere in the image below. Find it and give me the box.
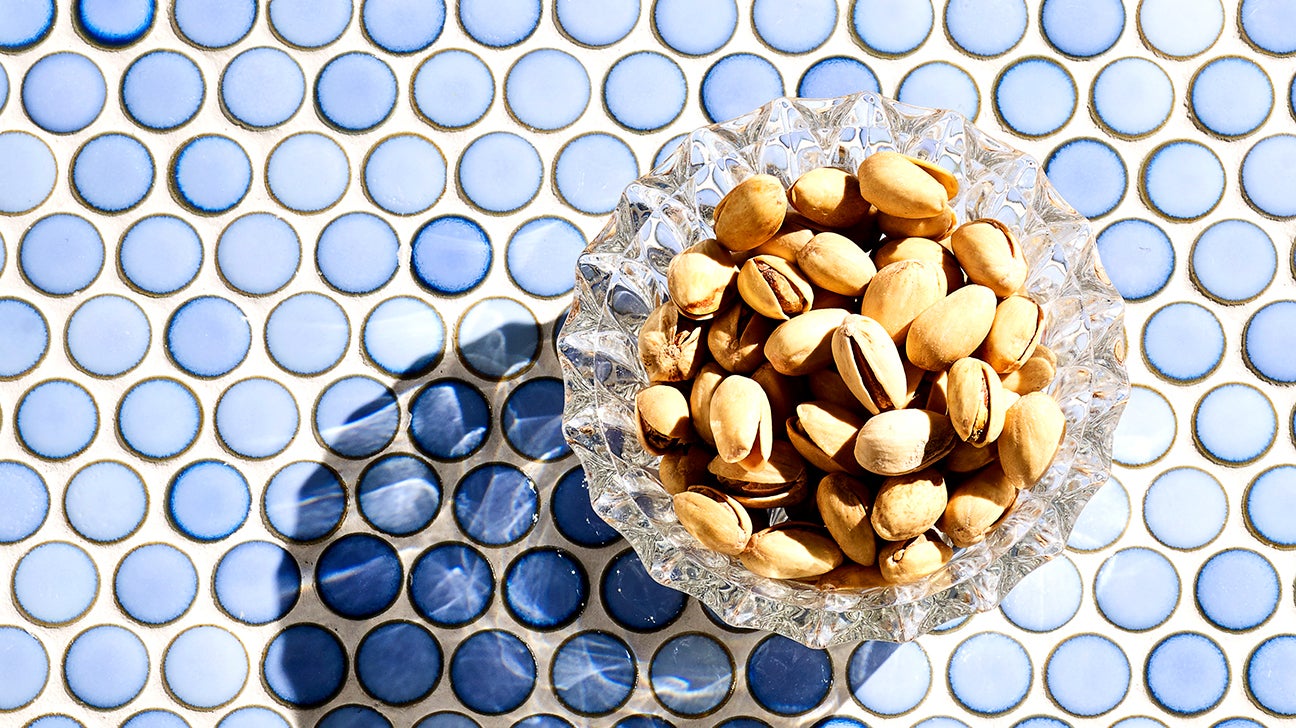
[557,94,1130,647]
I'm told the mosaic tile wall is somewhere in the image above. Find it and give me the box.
[0,0,1293,726]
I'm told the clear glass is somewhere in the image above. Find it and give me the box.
[557,94,1130,647]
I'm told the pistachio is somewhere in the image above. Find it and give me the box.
[816,563,889,590]
[873,236,964,292]
[714,174,787,252]
[832,314,908,415]
[877,205,957,240]
[737,255,814,320]
[945,438,998,473]
[666,238,739,320]
[906,156,960,199]
[871,468,947,541]
[730,476,810,509]
[796,232,877,296]
[709,441,807,496]
[659,445,714,495]
[979,295,1045,374]
[854,409,957,476]
[940,463,1016,548]
[816,473,877,565]
[689,363,726,445]
[740,523,845,579]
[787,401,867,474]
[707,304,774,374]
[878,531,952,585]
[674,486,753,556]
[635,385,694,455]
[998,392,1066,489]
[764,308,849,376]
[788,167,871,228]
[859,260,947,344]
[947,357,1007,447]
[856,151,948,219]
[751,362,801,426]
[751,215,815,261]
[951,219,1027,297]
[709,375,773,466]
[639,300,708,383]
[906,284,997,371]
[1000,347,1057,395]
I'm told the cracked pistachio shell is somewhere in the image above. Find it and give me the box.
[688,362,726,446]
[816,473,877,565]
[854,409,957,476]
[674,486,753,556]
[871,468,947,541]
[940,462,1016,548]
[714,174,787,252]
[740,523,845,579]
[659,445,715,495]
[751,215,816,261]
[635,385,694,455]
[878,531,952,585]
[951,218,1027,297]
[876,205,957,241]
[979,295,1045,374]
[666,238,738,320]
[707,303,775,374]
[709,375,774,466]
[859,259,947,345]
[873,236,964,292]
[832,314,907,415]
[998,392,1066,489]
[856,152,948,219]
[906,284,997,372]
[730,473,810,509]
[737,254,814,320]
[947,357,1007,447]
[945,438,999,473]
[796,232,877,296]
[639,300,708,383]
[787,400,867,475]
[708,441,806,496]
[788,167,871,228]
[1001,346,1057,395]
[751,362,801,426]
[764,307,849,376]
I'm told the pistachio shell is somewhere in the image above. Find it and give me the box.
[940,463,1016,548]
[871,468,947,541]
[659,445,714,495]
[709,375,774,466]
[788,167,871,228]
[1000,348,1057,395]
[764,308,849,376]
[635,385,694,455]
[674,486,753,556]
[666,239,738,320]
[750,216,815,261]
[751,362,801,426]
[816,563,889,590]
[947,357,1007,447]
[740,524,845,579]
[688,362,725,445]
[795,232,877,296]
[709,441,807,495]
[859,260,947,344]
[737,255,814,320]
[854,409,957,476]
[730,476,810,509]
[856,151,948,219]
[873,236,965,292]
[951,218,1027,297]
[876,205,957,240]
[714,174,788,252]
[998,392,1066,489]
[816,473,877,565]
[945,438,999,473]
[878,531,952,584]
[906,156,959,200]
[707,303,775,373]
[905,284,997,371]
[979,295,1045,374]
[787,400,867,475]
[638,300,708,382]
[831,314,908,415]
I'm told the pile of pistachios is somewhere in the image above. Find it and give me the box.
[635,151,1065,591]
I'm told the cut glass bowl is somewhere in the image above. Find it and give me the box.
[557,94,1130,646]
